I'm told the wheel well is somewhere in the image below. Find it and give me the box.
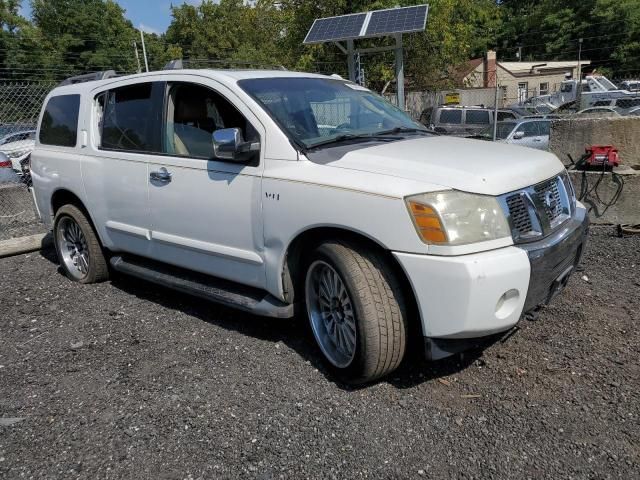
[51,189,86,216]
[282,227,419,330]
[50,189,103,244]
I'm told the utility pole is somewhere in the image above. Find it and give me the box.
[492,65,499,142]
[139,29,149,73]
[576,38,583,108]
[133,41,142,74]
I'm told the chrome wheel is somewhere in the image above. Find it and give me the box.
[57,216,90,280]
[305,260,357,368]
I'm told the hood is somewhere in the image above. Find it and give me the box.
[310,136,565,196]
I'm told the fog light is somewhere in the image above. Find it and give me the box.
[495,289,520,320]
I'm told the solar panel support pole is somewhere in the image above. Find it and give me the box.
[347,39,356,82]
[394,34,405,111]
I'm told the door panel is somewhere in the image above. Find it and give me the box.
[147,81,266,288]
[148,156,265,287]
[82,81,163,256]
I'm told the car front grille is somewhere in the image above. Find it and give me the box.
[534,179,563,222]
[500,174,574,243]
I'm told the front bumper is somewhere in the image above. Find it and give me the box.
[393,204,589,359]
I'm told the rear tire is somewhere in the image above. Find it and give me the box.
[304,240,408,383]
[53,204,109,284]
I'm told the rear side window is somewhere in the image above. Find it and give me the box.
[538,121,550,135]
[465,110,490,125]
[39,94,80,147]
[101,83,158,152]
[438,109,462,124]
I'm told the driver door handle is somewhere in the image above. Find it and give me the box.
[150,167,172,183]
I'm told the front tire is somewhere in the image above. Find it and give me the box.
[304,241,408,383]
[53,204,109,284]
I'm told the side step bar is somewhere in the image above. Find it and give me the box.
[110,255,294,319]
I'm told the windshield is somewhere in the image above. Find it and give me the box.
[238,77,425,149]
[479,122,516,140]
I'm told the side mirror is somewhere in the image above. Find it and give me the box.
[212,128,259,162]
[513,131,525,140]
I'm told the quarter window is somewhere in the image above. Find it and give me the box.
[39,94,80,147]
[438,109,462,124]
[101,83,158,152]
[465,110,490,125]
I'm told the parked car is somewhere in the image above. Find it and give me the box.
[31,69,589,383]
[624,106,640,116]
[0,152,21,183]
[419,105,517,136]
[573,106,623,118]
[0,129,36,145]
[0,131,36,174]
[0,123,35,139]
[619,80,640,92]
[523,114,562,119]
[473,119,552,151]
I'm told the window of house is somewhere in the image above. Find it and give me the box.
[165,83,258,159]
[39,94,80,147]
[465,110,490,125]
[539,82,549,95]
[438,109,462,124]
[101,83,159,152]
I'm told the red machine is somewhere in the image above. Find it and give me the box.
[584,145,619,168]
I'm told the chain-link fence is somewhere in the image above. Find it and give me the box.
[0,81,54,242]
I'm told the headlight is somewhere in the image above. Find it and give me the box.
[6,149,30,159]
[406,190,511,246]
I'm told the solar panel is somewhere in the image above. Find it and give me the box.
[303,13,367,44]
[365,5,428,37]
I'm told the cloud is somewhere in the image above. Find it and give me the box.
[138,23,161,35]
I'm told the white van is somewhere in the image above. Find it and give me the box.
[31,68,589,383]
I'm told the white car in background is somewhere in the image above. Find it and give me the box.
[0,130,36,174]
[474,119,551,151]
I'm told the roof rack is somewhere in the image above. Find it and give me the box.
[162,58,287,71]
[57,70,118,87]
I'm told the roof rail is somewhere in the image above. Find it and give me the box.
[57,70,118,87]
[162,58,287,71]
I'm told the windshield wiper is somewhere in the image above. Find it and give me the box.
[305,133,397,151]
[374,127,435,136]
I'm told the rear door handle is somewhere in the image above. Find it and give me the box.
[150,167,172,183]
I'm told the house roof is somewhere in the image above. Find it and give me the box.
[452,57,483,84]
[499,60,591,74]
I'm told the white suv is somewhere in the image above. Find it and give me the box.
[31,69,589,383]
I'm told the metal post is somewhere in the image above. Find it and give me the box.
[394,34,404,111]
[133,41,142,74]
[140,29,149,73]
[576,38,583,108]
[493,78,499,142]
[347,39,356,82]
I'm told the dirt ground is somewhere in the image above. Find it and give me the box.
[1,226,638,479]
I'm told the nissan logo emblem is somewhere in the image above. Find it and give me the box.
[544,191,557,210]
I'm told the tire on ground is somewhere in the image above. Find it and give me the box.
[305,240,408,383]
[53,204,109,284]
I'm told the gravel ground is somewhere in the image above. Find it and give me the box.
[1,226,639,479]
